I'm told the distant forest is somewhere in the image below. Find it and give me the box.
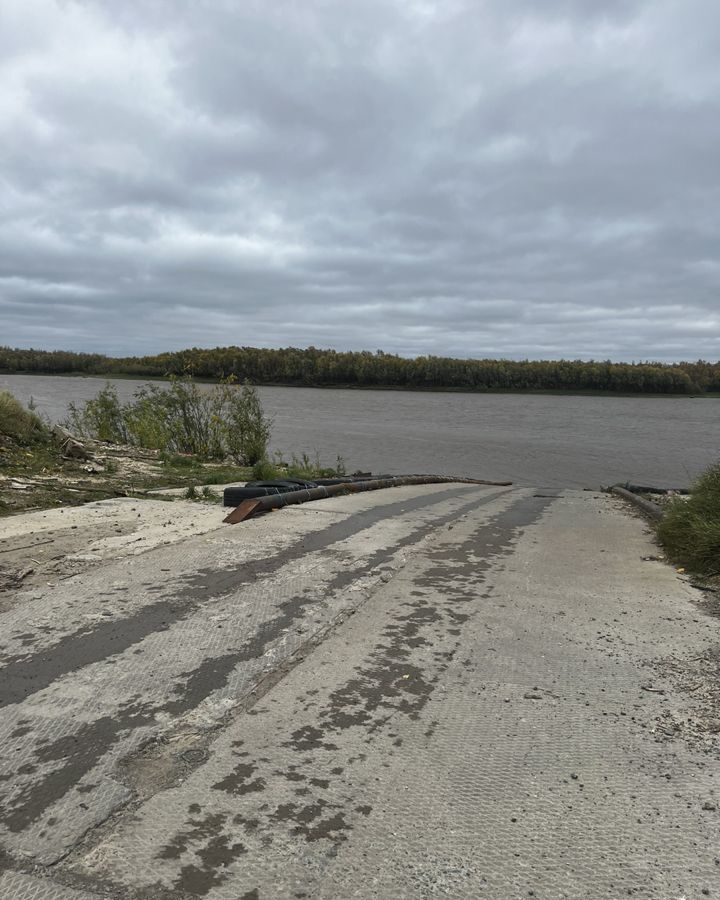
[1,346,719,394]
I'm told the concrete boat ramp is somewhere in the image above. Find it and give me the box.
[0,483,718,899]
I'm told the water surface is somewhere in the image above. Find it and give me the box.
[2,373,717,489]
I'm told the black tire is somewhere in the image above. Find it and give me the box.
[273,478,318,489]
[223,481,303,506]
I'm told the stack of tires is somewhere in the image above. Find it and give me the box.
[223,479,317,507]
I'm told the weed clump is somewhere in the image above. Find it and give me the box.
[251,452,347,483]
[658,461,720,576]
[66,384,127,443]
[252,458,282,481]
[65,378,271,465]
[0,391,49,445]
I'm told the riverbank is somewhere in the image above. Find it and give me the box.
[3,368,719,398]
[0,432,253,518]
[3,374,719,490]
[2,345,717,394]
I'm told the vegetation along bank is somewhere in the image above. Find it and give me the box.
[0,382,344,517]
[657,460,720,592]
[2,346,719,394]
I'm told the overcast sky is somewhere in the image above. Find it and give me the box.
[1,0,719,361]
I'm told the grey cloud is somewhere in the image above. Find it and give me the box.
[0,0,718,361]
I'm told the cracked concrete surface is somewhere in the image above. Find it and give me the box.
[0,484,718,899]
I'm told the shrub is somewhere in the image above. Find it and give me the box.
[286,451,347,479]
[658,461,720,576]
[252,458,282,481]
[64,378,271,464]
[66,383,127,443]
[221,381,272,465]
[0,391,49,444]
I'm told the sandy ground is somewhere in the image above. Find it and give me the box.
[0,497,229,601]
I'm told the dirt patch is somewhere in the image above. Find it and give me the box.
[0,522,136,600]
[649,641,720,755]
[0,432,252,518]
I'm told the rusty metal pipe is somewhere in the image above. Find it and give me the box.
[223,474,512,524]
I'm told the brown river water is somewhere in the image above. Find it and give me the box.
[1,373,718,489]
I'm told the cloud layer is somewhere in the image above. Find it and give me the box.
[1,0,719,360]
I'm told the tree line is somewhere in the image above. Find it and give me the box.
[1,345,719,394]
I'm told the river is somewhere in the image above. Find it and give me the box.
[1,373,717,489]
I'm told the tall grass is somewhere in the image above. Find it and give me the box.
[657,461,720,576]
[250,452,347,482]
[0,391,49,445]
[65,378,271,465]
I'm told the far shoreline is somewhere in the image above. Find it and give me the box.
[1,370,719,400]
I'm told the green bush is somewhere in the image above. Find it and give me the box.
[658,461,720,576]
[286,452,347,479]
[64,378,271,464]
[252,458,282,481]
[0,391,49,444]
[220,381,272,465]
[66,383,127,443]
[250,451,347,482]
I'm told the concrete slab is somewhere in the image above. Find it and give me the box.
[0,871,105,900]
[0,483,506,865]
[1,485,718,898]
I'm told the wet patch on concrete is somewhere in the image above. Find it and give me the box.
[0,486,499,851]
[270,799,352,843]
[139,492,552,884]
[212,762,266,797]
[2,706,154,833]
[0,486,484,713]
[316,495,554,742]
[172,486,484,604]
[156,811,248,896]
[323,603,443,731]
[283,725,340,753]
[0,604,177,709]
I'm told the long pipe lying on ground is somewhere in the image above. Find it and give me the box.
[609,485,665,521]
[223,474,513,524]
[619,482,689,496]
